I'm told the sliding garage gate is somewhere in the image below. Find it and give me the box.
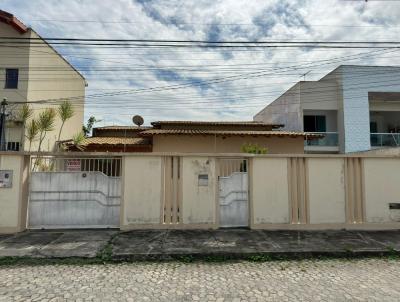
[28,157,122,229]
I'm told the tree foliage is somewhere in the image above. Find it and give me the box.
[37,108,56,152]
[57,101,74,142]
[82,116,101,137]
[241,143,268,154]
[72,131,86,151]
[18,104,33,122]
[25,119,39,152]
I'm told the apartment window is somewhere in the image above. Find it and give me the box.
[7,142,20,151]
[5,69,19,89]
[304,115,326,132]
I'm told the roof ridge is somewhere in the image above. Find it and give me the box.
[0,10,28,33]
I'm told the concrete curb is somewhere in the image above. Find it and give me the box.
[1,229,400,263]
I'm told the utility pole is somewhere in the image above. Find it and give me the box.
[0,98,8,151]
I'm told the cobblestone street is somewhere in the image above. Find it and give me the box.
[1,259,400,301]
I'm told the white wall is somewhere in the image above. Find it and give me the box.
[341,66,400,153]
[29,172,120,228]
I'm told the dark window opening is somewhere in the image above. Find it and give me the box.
[370,122,378,133]
[304,115,326,132]
[5,69,19,89]
[7,142,20,151]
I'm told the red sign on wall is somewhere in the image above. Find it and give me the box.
[66,159,81,172]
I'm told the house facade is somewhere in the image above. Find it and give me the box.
[0,10,86,151]
[142,121,309,154]
[64,120,320,154]
[254,65,400,153]
[66,126,152,152]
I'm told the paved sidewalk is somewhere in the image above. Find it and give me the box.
[2,259,400,301]
[0,230,117,258]
[0,229,400,260]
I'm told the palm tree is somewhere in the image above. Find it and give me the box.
[71,131,86,151]
[18,104,33,150]
[57,101,74,143]
[37,108,56,152]
[26,119,39,152]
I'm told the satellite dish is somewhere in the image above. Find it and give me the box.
[132,115,144,127]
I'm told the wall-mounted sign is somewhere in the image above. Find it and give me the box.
[66,159,81,172]
[0,170,13,188]
[198,174,209,186]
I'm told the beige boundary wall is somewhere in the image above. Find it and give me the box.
[1,152,400,233]
[121,153,400,231]
[0,154,30,234]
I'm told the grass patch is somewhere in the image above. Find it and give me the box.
[0,256,105,267]
[0,250,399,266]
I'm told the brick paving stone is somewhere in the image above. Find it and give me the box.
[0,259,400,301]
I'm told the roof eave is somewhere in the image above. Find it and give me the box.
[0,10,28,34]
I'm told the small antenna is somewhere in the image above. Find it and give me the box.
[132,115,144,127]
[302,71,311,81]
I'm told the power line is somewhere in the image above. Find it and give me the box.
[3,38,400,49]
[24,19,400,29]
[3,37,400,44]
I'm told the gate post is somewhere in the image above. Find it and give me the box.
[0,153,30,234]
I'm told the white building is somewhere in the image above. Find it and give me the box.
[254,65,400,153]
[0,10,86,151]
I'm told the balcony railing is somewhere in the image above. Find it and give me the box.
[304,132,338,147]
[370,133,400,147]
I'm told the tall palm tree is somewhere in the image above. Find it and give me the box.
[57,101,74,143]
[37,108,56,152]
[26,119,39,152]
[18,104,33,150]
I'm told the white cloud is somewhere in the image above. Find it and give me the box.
[2,0,400,125]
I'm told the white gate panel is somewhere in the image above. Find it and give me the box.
[29,172,121,229]
[219,172,248,228]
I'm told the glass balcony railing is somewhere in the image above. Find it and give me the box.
[370,133,400,147]
[304,132,339,147]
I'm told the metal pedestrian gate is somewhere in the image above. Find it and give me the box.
[28,157,122,229]
[218,158,249,228]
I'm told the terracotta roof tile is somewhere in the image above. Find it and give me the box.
[82,137,150,146]
[94,126,151,131]
[140,129,323,139]
[0,10,28,34]
[151,121,283,128]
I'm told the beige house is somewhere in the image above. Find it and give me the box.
[142,121,311,154]
[65,120,320,154]
[0,10,86,151]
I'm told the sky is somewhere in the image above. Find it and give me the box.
[2,0,400,126]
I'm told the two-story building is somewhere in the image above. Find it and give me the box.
[254,65,400,153]
[0,10,86,151]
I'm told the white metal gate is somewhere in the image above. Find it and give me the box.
[218,159,249,228]
[28,157,122,229]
